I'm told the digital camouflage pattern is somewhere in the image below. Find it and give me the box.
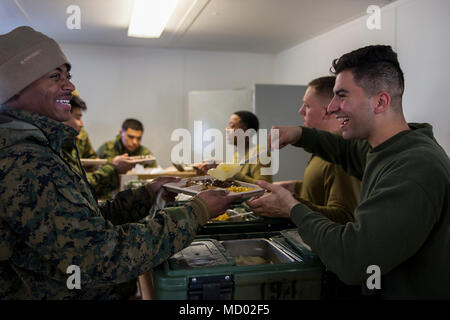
[63,129,120,200]
[75,128,97,159]
[97,135,157,168]
[0,107,209,299]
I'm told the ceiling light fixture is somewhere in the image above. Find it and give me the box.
[128,0,181,38]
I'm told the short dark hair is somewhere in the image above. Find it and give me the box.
[234,111,259,131]
[330,45,404,107]
[70,95,87,112]
[308,76,336,100]
[122,118,144,131]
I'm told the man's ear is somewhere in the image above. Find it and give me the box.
[373,91,391,114]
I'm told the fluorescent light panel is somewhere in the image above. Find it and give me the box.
[128,0,180,38]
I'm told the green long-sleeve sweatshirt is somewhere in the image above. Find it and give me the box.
[290,123,450,299]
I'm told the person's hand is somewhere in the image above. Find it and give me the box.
[112,153,135,174]
[247,180,299,218]
[149,176,181,195]
[273,180,297,193]
[196,161,218,175]
[195,189,242,218]
[268,126,302,150]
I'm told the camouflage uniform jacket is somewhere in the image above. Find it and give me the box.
[0,107,209,299]
[97,135,157,168]
[76,128,97,159]
[65,128,120,199]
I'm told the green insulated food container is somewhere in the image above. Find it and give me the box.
[153,231,323,300]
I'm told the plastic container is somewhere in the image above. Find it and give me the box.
[153,232,323,300]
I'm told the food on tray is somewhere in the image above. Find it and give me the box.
[226,186,253,193]
[207,163,241,181]
[128,155,152,160]
[126,155,155,162]
[182,177,245,190]
[209,208,256,223]
[211,213,230,221]
[235,256,272,266]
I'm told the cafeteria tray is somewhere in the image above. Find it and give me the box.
[163,175,264,198]
[80,158,107,166]
[126,155,156,165]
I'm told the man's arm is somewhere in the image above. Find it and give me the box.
[290,175,438,285]
[295,196,354,225]
[294,127,368,180]
[139,146,157,168]
[274,180,302,194]
[234,147,273,184]
[271,125,368,179]
[234,162,273,184]
[98,183,155,225]
[0,152,207,287]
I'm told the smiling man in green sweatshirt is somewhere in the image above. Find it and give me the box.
[247,45,450,299]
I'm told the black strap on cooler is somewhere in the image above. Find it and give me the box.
[188,275,233,300]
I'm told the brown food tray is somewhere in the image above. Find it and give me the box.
[126,155,156,165]
[80,158,107,166]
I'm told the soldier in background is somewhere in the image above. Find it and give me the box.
[97,118,157,168]
[226,111,273,184]
[63,95,136,199]
[65,92,97,159]
[0,26,239,299]
[197,111,273,184]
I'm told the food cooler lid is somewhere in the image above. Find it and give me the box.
[168,239,234,270]
[279,229,317,259]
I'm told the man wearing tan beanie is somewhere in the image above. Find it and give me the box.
[0,26,239,299]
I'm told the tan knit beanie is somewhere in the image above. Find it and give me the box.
[0,26,71,104]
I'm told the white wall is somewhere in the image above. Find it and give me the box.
[396,0,450,154]
[273,0,450,154]
[60,44,274,167]
[273,3,397,85]
[61,0,449,167]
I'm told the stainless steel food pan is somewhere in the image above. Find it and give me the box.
[221,238,295,265]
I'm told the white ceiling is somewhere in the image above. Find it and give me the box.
[1,0,396,53]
